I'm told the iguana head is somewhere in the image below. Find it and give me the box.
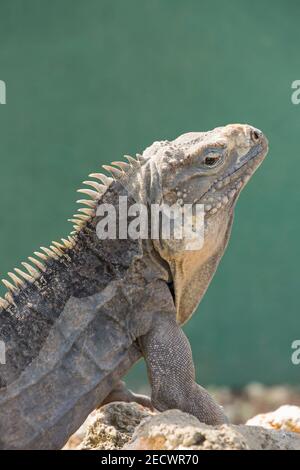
[145,124,268,323]
[153,123,268,215]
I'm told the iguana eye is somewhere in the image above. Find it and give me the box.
[204,154,221,168]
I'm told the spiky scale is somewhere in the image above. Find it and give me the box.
[73,214,90,221]
[8,272,24,288]
[77,189,99,200]
[124,155,139,167]
[78,208,94,216]
[14,268,33,283]
[50,245,63,256]
[50,246,63,257]
[76,199,96,208]
[5,291,14,303]
[28,257,46,272]
[61,238,72,249]
[102,165,122,178]
[0,297,8,308]
[34,251,48,261]
[52,241,65,250]
[67,235,77,247]
[21,262,39,279]
[40,247,58,259]
[111,161,130,171]
[2,279,17,292]
[68,218,83,225]
[89,173,113,185]
[83,181,106,192]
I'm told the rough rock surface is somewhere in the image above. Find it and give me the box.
[78,402,154,450]
[126,409,300,450]
[64,385,300,448]
[65,402,300,450]
[246,405,300,433]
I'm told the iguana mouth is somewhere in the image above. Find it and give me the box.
[201,144,266,215]
[213,144,264,188]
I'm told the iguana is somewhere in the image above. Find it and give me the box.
[0,124,268,449]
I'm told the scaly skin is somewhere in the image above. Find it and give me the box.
[0,124,268,449]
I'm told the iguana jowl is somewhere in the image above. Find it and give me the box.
[0,124,268,449]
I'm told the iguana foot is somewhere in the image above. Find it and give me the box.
[99,381,154,410]
[140,312,228,425]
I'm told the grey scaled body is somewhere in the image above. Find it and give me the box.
[0,124,268,449]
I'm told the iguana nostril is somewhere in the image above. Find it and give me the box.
[251,129,261,142]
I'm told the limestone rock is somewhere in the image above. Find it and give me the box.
[79,402,154,450]
[246,405,300,433]
[126,409,300,450]
[65,401,300,450]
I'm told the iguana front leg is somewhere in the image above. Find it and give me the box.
[139,312,227,425]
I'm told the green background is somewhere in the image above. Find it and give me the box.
[0,0,299,388]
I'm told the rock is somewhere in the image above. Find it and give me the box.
[126,410,249,450]
[63,411,98,450]
[64,401,300,450]
[125,409,300,450]
[246,405,300,433]
[79,402,154,450]
[63,385,300,448]
[126,409,300,450]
